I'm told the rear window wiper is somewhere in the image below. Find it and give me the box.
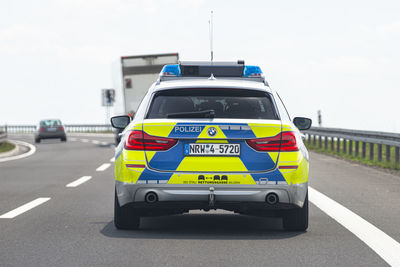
[167,109,215,118]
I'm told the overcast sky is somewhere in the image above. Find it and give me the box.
[1,0,399,132]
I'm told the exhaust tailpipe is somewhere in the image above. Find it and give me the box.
[145,192,158,203]
[266,193,279,205]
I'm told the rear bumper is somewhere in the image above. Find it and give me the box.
[116,181,308,212]
[36,132,66,139]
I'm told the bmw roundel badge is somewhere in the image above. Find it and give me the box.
[207,127,217,137]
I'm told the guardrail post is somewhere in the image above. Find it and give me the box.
[312,135,316,146]
[343,139,347,153]
[324,136,328,150]
[337,138,340,153]
[369,143,374,160]
[355,141,359,156]
[362,142,366,158]
[330,137,334,151]
[318,135,322,148]
[378,144,382,162]
[386,145,391,163]
[349,140,353,155]
[395,147,399,165]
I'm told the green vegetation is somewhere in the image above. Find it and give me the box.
[0,141,15,153]
[306,137,400,171]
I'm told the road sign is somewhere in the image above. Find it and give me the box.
[102,89,115,106]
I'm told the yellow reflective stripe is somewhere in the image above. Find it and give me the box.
[142,123,177,137]
[279,155,308,185]
[145,151,157,162]
[176,156,248,172]
[197,125,227,139]
[248,123,281,138]
[115,155,142,183]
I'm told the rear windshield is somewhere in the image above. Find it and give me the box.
[40,120,62,126]
[146,88,279,120]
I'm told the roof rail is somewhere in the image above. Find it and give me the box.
[157,61,268,86]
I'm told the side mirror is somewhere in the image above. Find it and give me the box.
[110,115,131,129]
[293,117,312,130]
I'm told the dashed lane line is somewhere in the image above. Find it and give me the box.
[309,186,400,266]
[69,137,77,141]
[0,198,51,219]
[92,140,100,144]
[81,139,89,143]
[110,157,115,162]
[96,163,111,171]
[66,176,92,188]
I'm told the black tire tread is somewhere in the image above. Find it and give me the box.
[283,193,309,231]
[114,189,140,230]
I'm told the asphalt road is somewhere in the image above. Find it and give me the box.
[1,134,400,266]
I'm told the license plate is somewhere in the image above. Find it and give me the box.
[47,128,57,132]
[184,143,240,156]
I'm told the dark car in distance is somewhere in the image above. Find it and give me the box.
[35,119,67,143]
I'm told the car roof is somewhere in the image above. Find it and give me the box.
[151,78,273,94]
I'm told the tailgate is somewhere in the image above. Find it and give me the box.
[143,119,282,172]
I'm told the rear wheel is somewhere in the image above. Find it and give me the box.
[61,137,67,142]
[283,193,308,231]
[35,138,40,143]
[114,189,140,230]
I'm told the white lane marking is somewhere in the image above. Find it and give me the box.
[309,187,400,266]
[101,141,108,146]
[70,137,77,141]
[92,140,100,144]
[0,140,36,163]
[110,157,115,162]
[66,176,92,188]
[0,198,51,219]
[96,163,111,171]
[81,139,89,143]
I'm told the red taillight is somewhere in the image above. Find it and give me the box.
[39,127,45,132]
[125,130,177,151]
[246,131,298,152]
[58,126,64,131]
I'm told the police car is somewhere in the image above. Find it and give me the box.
[111,61,312,231]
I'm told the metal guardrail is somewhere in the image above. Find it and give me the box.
[0,125,7,144]
[4,124,113,134]
[304,127,400,164]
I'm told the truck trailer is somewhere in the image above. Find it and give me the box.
[113,53,179,143]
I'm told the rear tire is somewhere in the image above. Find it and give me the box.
[35,138,40,143]
[61,137,67,142]
[283,193,308,231]
[114,189,140,230]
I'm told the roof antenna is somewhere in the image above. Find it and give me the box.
[208,11,214,63]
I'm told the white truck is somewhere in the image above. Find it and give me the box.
[113,53,180,143]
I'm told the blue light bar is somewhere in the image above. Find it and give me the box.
[161,64,181,76]
[243,65,263,77]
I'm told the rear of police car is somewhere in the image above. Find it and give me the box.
[112,61,311,231]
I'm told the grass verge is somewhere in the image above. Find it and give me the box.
[0,141,16,153]
[306,138,400,171]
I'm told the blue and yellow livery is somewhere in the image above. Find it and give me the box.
[111,61,312,231]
